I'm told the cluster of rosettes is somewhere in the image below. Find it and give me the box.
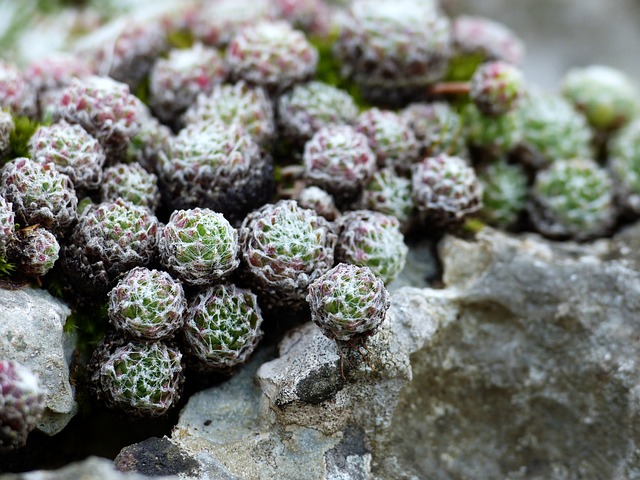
[91,336,183,417]
[28,121,105,193]
[517,94,592,168]
[126,105,172,174]
[0,157,77,236]
[158,122,272,223]
[158,208,239,287]
[108,267,187,341]
[335,210,408,285]
[149,43,227,124]
[100,162,160,211]
[277,81,359,142]
[529,158,616,240]
[240,200,337,310]
[63,198,159,296]
[0,360,46,451]
[183,81,275,147]
[272,0,332,37]
[401,102,466,158]
[183,284,264,371]
[478,159,528,229]
[355,108,420,173]
[307,263,390,343]
[226,21,318,92]
[411,154,483,226]
[335,0,451,103]
[55,76,141,159]
[295,186,340,222]
[303,125,377,203]
[360,168,414,231]
[463,102,522,156]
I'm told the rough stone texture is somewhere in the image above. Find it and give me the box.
[0,456,176,479]
[167,226,640,479]
[0,286,77,436]
[114,437,200,477]
[376,228,640,479]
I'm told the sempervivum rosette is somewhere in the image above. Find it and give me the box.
[157,121,273,224]
[307,263,390,343]
[239,200,337,310]
[226,21,318,92]
[183,284,263,371]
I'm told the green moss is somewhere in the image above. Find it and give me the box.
[308,34,370,110]
[0,255,16,277]
[133,76,151,106]
[445,53,485,82]
[462,217,487,234]
[8,115,43,162]
[167,29,195,50]
[63,302,109,355]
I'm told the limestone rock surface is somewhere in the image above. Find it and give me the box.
[0,286,77,436]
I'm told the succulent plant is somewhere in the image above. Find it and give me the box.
[609,118,640,213]
[277,81,359,142]
[157,121,273,223]
[94,20,168,89]
[28,120,105,193]
[190,0,276,47]
[272,0,332,37]
[463,102,522,156]
[0,360,46,451]
[307,263,390,343]
[159,208,239,287]
[561,65,639,132]
[25,54,93,94]
[226,21,318,92]
[149,43,227,124]
[12,226,60,277]
[335,210,408,285]
[470,60,525,116]
[55,75,142,160]
[0,110,13,158]
[0,195,15,261]
[0,157,78,236]
[452,15,525,65]
[303,125,377,203]
[335,0,451,104]
[100,163,160,211]
[517,94,592,168]
[62,198,159,297]
[183,284,264,371]
[360,168,414,231]
[295,186,340,221]
[239,199,337,309]
[401,102,466,158]
[0,61,37,118]
[91,336,183,417]
[355,108,420,173]
[108,267,187,341]
[183,81,275,147]
[478,159,528,229]
[411,153,483,227]
[529,158,616,240]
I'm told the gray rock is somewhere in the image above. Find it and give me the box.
[0,286,77,436]
[377,228,640,479]
[0,456,176,479]
[114,436,200,477]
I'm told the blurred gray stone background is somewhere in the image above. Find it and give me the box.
[451,0,640,90]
